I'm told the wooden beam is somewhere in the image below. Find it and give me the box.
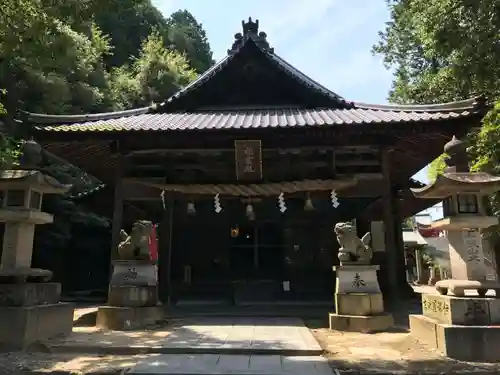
[122,180,163,201]
[126,145,380,156]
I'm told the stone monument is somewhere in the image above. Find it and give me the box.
[328,222,394,332]
[0,169,74,348]
[409,136,500,361]
[96,220,163,330]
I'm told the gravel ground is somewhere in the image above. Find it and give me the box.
[0,350,156,374]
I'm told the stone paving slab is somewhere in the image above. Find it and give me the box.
[158,317,322,354]
[127,354,334,374]
[48,317,322,356]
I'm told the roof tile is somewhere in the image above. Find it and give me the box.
[34,108,473,133]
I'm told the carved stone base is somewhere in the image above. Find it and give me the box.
[336,293,385,316]
[0,283,61,306]
[110,260,157,287]
[0,268,52,283]
[421,294,500,325]
[410,314,500,362]
[435,279,500,297]
[96,305,164,330]
[108,285,158,307]
[0,303,74,349]
[329,312,393,333]
[334,265,381,294]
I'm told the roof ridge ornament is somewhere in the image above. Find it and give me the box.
[228,17,274,55]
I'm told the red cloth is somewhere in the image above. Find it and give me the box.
[149,225,158,262]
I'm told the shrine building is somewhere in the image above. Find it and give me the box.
[22,18,489,304]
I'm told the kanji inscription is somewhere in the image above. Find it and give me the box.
[123,267,138,281]
[422,296,450,315]
[235,140,262,181]
[352,273,366,288]
[464,300,488,325]
[462,229,482,262]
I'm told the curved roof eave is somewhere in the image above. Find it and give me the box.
[21,106,154,125]
[354,95,489,113]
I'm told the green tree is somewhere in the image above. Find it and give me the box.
[373,0,500,104]
[91,0,168,68]
[0,94,21,170]
[109,31,197,108]
[427,153,447,182]
[165,10,214,73]
[0,0,113,115]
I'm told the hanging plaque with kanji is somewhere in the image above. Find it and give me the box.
[234,140,262,181]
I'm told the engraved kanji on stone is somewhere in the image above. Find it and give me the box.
[463,230,482,263]
[464,300,488,324]
[123,267,138,281]
[352,273,366,288]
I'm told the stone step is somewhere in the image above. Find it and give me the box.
[47,344,323,356]
[127,354,335,374]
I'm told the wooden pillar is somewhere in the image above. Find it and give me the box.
[381,149,400,301]
[381,149,415,301]
[158,194,174,304]
[110,155,124,261]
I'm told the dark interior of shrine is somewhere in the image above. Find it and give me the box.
[162,196,375,302]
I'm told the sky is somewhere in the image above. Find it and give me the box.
[151,0,441,219]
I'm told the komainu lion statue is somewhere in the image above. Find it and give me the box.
[117,220,154,260]
[334,222,372,265]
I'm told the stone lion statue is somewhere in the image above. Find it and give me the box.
[334,222,372,265]
[117,220,154,260]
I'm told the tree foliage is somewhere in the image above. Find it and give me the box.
[374,0,500,104]
[0,0,212,115]
[375,0,500,227]
[165,10,214,74]
[0,0,213,262]
[108,31,197,109]
[427,153,447,182]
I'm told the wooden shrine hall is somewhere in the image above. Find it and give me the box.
[23,18,488,304]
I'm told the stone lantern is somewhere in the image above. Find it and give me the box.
[0,169,74,349]
[409,136,500,361]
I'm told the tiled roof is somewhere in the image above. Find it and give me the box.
[31,104,479,133]
[156,38,350,110]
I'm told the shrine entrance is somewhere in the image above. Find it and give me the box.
[229,221,285,280]
[228,220,285,303]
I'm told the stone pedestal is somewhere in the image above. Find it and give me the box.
[0,283,74,349]
[97,260,163,330]
[329,265,393,332]
[109,260,157,287]
[410,293,500,361]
